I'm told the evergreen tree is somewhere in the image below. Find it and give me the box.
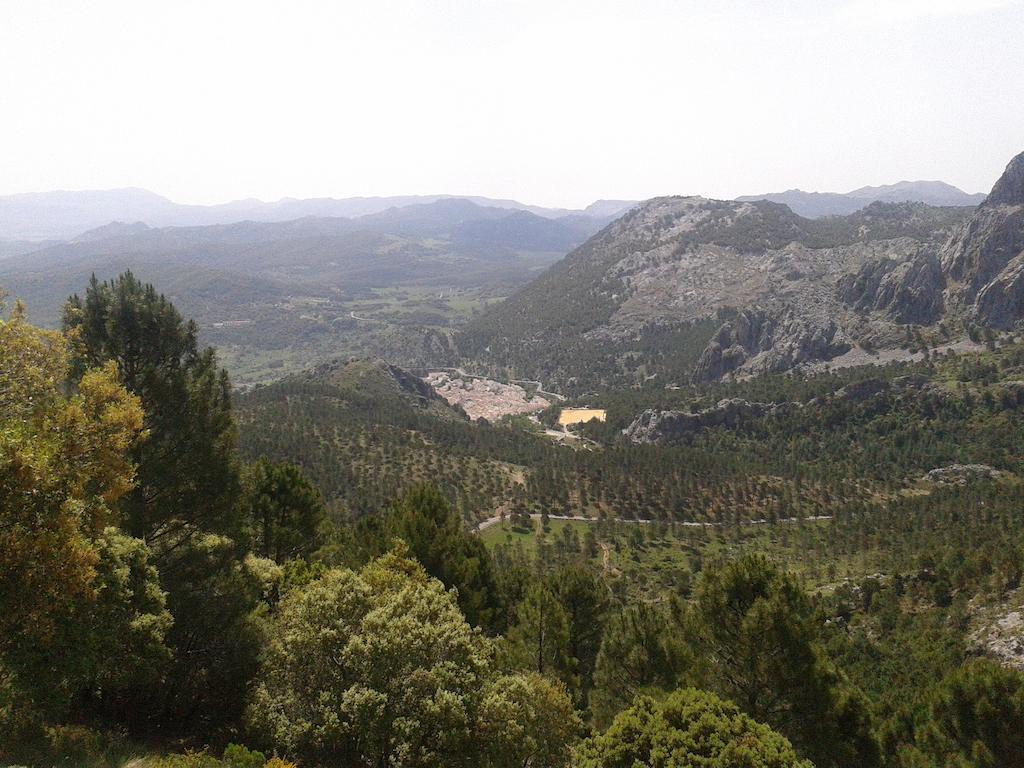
[506,583,572,683]
[350,485,505,631]
[242,459,325,562]
[918,659,1024,768]
[548,564,609,704]
[63,272,241,548]
[684,555,880,768]
[575,688,812,768]
[590,601,690,727]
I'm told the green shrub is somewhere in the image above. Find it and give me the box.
[222,743,266,768]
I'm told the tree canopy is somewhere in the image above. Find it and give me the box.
[63,271,240,548]
[574,687,813,768]
[248,550,578,768]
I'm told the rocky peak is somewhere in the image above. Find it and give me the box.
[984,152,1024,208]
[939,150,1024,324]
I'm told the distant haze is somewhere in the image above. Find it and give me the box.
[1,1,1023,208]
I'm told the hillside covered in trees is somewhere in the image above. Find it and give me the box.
[4,272,1024,768]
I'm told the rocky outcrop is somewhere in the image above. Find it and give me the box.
[974,252,1024,328]
[838,152,1024,333]
[942,205,1024,298]
[690,151,1024,379]
[834,378,890,403]
[692,308,851,383]
[973,610,1024,671]
[838,253,945,324]
[974,610,1024,671]
[626,373,946,444]
[624,398,790,444]
[923,463,1005,484]
[940,153,1024,327]
[984,151,1024,207]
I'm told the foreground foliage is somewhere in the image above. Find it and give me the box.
[247,551,579,768]
[574,688,812,768]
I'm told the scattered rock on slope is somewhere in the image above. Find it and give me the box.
[922,464,1005,484]
[624,398,793,444]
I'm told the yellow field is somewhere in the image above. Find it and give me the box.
[558,408,607,426]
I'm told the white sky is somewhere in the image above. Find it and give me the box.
[1,0,1023,208]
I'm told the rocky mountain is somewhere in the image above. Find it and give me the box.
[846,152,1024,332]
[0,187,631,241]
[463,151,1024,390]
[461,196,971,390]
[738,180,985,218]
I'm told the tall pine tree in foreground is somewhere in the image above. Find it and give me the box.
[63,271,240,549]
[63,273,258,736]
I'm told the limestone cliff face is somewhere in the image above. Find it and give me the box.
[944,153,1024,328]
[835,153,1024,333]
[692,309,850,383]
[984,151,1024,207]
[838,253,945,325]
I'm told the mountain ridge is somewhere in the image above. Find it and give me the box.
[461,151,1024,391]
[738,180,985,218]
[0,187,637,241]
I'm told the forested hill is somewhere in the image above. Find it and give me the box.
[6,271,1024,768]
[235,358,553,519]
[237,328,1024,534]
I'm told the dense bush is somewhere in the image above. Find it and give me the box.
[575,688,812,768]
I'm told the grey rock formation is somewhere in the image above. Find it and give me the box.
[975,254,1024,328]
[973,610,1024,671]
[941,153,1024,328]
[624,398,789,444]
[468,150,1024,386]
[839,253,945,324]
[692,308,851,382]
[984,151,1024,207]
[942,206,1024,299]
[923,463,1004,484]
[834,378,890,403]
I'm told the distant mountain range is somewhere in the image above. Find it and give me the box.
[737,180,985,218]
[0,177,988,243]
[0,187,637,242]
[0,196,631,384]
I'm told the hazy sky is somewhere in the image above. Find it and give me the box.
[2,0,1023,208]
